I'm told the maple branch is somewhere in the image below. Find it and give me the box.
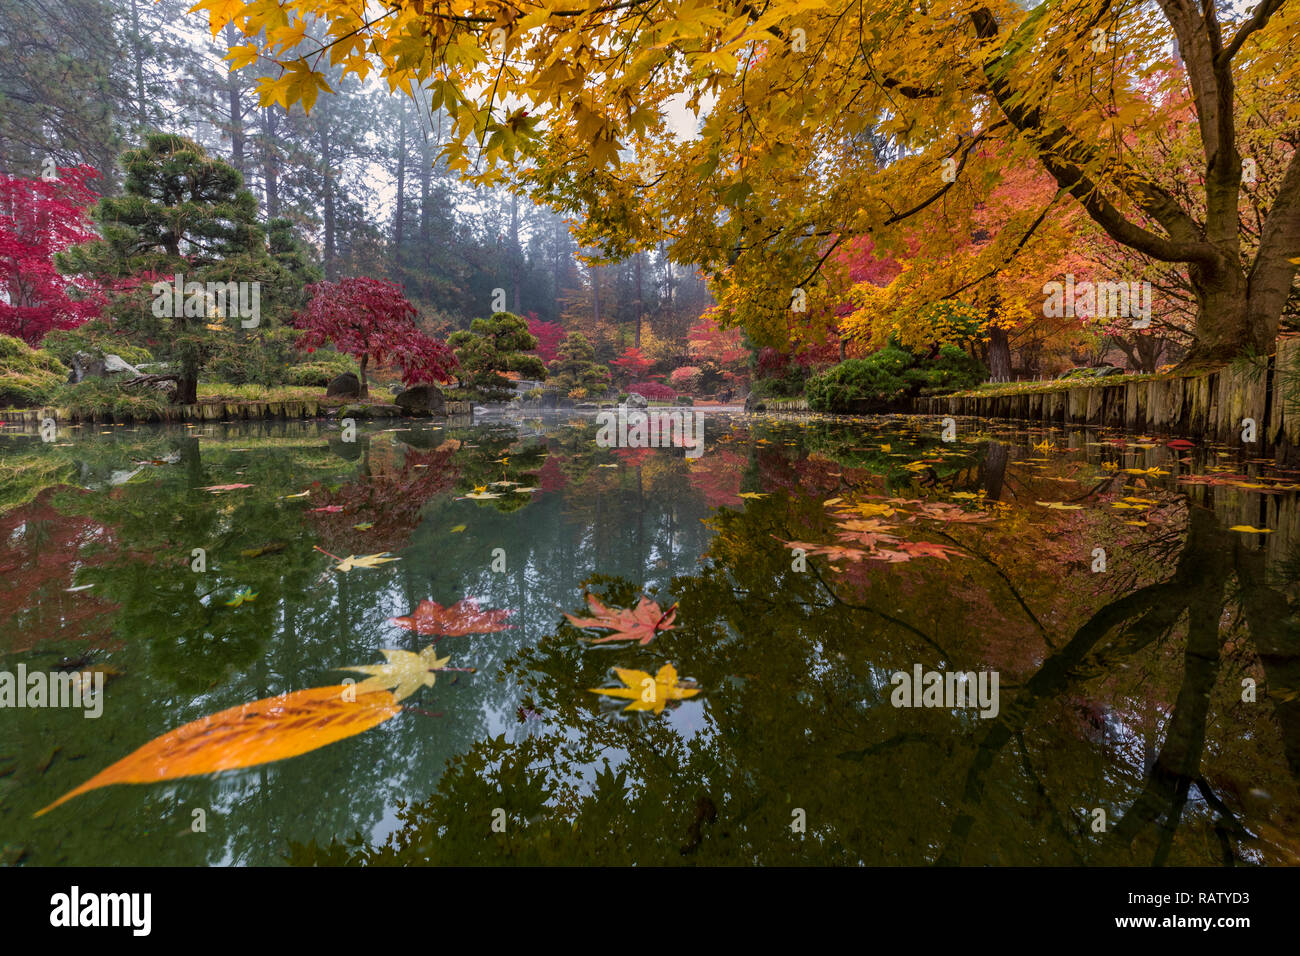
[1218,0,1288,64]
[970,7,1220,267]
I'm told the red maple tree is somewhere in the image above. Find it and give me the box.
[610,345,657,383]
[526,314,565,364]
[294,277,456,396]
[0,165,105,344]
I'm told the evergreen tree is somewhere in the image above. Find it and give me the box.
[56,133,293,403]
[447,311,547,400]
[547,332,611,397]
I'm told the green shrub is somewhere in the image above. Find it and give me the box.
[287,353,359,387]
[903,344,987,395]
[750,363,810,399]
[806,346,914,413]
[0,371,57,408]
[675,395,695,406]
[49,379,167,419]
[41,323,152,368]
[0,335,68,407]
[807,344,986,413]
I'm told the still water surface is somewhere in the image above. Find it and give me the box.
[1,410,1298,865]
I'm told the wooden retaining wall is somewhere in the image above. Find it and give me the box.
[914,340,1298,449]
[0,398,474,426]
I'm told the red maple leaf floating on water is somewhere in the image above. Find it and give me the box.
[564,593,678,645]
[309,504,346,513]
[390,598,514,636]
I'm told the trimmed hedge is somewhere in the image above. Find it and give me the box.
[807,345,986,413]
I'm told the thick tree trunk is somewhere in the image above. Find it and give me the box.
[358,354,369,398]
[987,323,1011,382]
[175,372,198,405]
[1182,262,1260,368]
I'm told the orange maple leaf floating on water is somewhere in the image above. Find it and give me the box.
[390,598,514,636]
[564,593,678,645]
[35,685,401,817]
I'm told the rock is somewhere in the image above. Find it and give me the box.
[394,384,446,417]
[624,392,648,409]
[361,403,402,418]
[326,372,362,398]
[67,351,142,383]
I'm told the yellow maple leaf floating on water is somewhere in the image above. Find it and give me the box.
[333,552,399,572]
[589,664,701,714]
[1229,525,1274,534]
[339,646,454,702]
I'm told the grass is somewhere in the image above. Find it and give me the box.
[944,370,1185,399]
[195,383,326,404]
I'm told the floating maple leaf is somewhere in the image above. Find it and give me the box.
[335,552,399,572]
[313,546,399,572]
[589,664,700,714]
[339,646,469,701]
[201,483,252,493]
[564,593,677,645]
[309,504,346,513]
[35,685,401,816]
[390,598,514,636]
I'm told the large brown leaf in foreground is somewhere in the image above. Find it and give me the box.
[390,598,514,637]
[35,685,401,816]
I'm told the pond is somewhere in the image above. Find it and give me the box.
[1,409,1298,865]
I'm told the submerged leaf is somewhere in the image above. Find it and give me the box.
[390,598,514,636]
[35,686,401,816]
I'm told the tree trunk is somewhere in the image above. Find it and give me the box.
[634,252,643,348]
[1182,263,1258,368]
[394,104,406,253]
[510,190,521,313]
[987,323,1011,382]
[318,114,337,280]
[260,108,280,217]
[223,24,246,174]
[128,0,146,131]
[176,368,198,405]
[358,354,369,398]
